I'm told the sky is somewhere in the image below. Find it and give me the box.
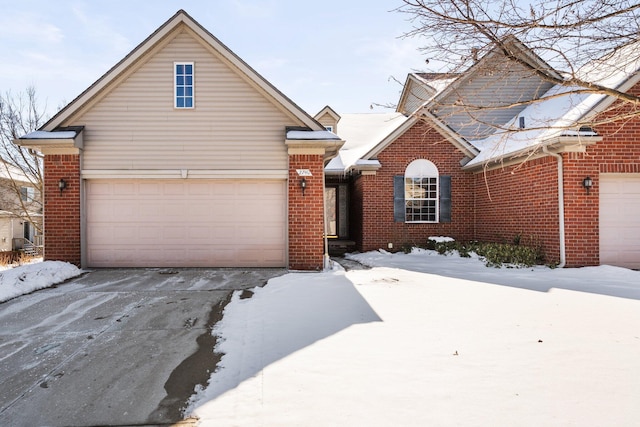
[0,0,431,119]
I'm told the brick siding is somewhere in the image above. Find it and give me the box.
[43,154,81,266]
[354,120,475,252]
[473,156,562,264]
[288,154,326,270]
[357,98,640,267]
[474,83,640,267]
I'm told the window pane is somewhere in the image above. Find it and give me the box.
[404,175,438,222]
[176,64,184,74]
[185,64,193,74]
[186,76,193,85]
[177,76,184,85]
[177,87,184,97]
[176,97,184,108]
[185,97,193,108]
[186,87,193,96]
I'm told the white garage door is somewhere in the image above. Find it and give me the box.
[600,174,640,269]
[86,180,286,268]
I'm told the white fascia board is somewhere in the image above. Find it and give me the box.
[462,134,602,171]
[82,169,289,180]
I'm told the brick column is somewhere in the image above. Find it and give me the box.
[288,154,325,270]
[43,154,81,266]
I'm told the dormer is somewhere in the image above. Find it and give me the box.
[314,105,341,135]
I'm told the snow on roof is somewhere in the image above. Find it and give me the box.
[424,77,458,97]
[466,42,640,167]
[326,113,409,172]
[465,85,604,166]
[21,130,79,140]
[412,73,459,99]
[286,129,341,140]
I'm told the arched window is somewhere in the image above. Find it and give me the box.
[404,159,439,223]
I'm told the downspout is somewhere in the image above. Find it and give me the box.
[542,146,566,268]
[322,175,332,271]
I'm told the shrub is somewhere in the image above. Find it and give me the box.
[426,238,543,268]
[474,242,541,268]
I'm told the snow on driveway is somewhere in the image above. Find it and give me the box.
[188,249,640,426]
[0,260,82,303]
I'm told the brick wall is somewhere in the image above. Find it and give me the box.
[43,154,81,266]
[474,83,640,267]
[355,120,475,252]
[288,154,325,270]
[474,156,562,264]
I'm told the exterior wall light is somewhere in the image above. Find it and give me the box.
[300,177,307,196]
[58,178,67,194]
[582,176,593,194]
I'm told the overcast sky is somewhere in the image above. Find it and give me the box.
[0,0,430,119]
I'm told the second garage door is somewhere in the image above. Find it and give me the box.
[600,174,640,269]
[86,179,287,268]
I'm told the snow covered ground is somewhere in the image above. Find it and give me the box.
[2,251,638,426]
[187,249,640,426]
[0,260,82,303]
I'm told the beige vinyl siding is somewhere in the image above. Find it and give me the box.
[317,112,338,133]
[434,58,554,140]
[66,29,302,171]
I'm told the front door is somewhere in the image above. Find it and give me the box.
[324,184,349,239]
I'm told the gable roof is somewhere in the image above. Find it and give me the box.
[325,113,409,173]
[315,105,341,122]
[464,40,640,169]
[42,10,323,131]
[431,36,562,110]
[396,73,458,114]
[325,110,478,174]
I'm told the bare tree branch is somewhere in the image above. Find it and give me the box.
[397,0,640,139]
[0,87,46,235]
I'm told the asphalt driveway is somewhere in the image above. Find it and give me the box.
[0,267,286,427]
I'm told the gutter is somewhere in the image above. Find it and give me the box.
[542,146,566,268]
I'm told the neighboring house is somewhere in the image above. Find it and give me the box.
[0,161,42,254]
[17,10,342,270]
[324,37,640,270]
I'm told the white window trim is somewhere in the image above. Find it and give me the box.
[174,61,195,109]
[20,186,35,202]
[405,159,439,223]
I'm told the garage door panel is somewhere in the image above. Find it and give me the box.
[86,179,286,267]
[600,174,640,269]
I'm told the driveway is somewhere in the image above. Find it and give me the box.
[0,267,286,427]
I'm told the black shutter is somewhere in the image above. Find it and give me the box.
[439,175,451,223]
[393,175,405,222]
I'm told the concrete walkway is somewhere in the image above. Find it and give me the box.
[0,267,285,426]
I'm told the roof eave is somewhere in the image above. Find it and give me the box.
[462,134,602,171]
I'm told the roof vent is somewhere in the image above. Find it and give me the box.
[519,117,525,129]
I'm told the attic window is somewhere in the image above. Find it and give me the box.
[175,62,194,108]
[325,126,334,132]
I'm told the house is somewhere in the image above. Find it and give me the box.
[325,37,640,270]
[17,10,342,270]
[16,10,640,271]
[0,160,42,254]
